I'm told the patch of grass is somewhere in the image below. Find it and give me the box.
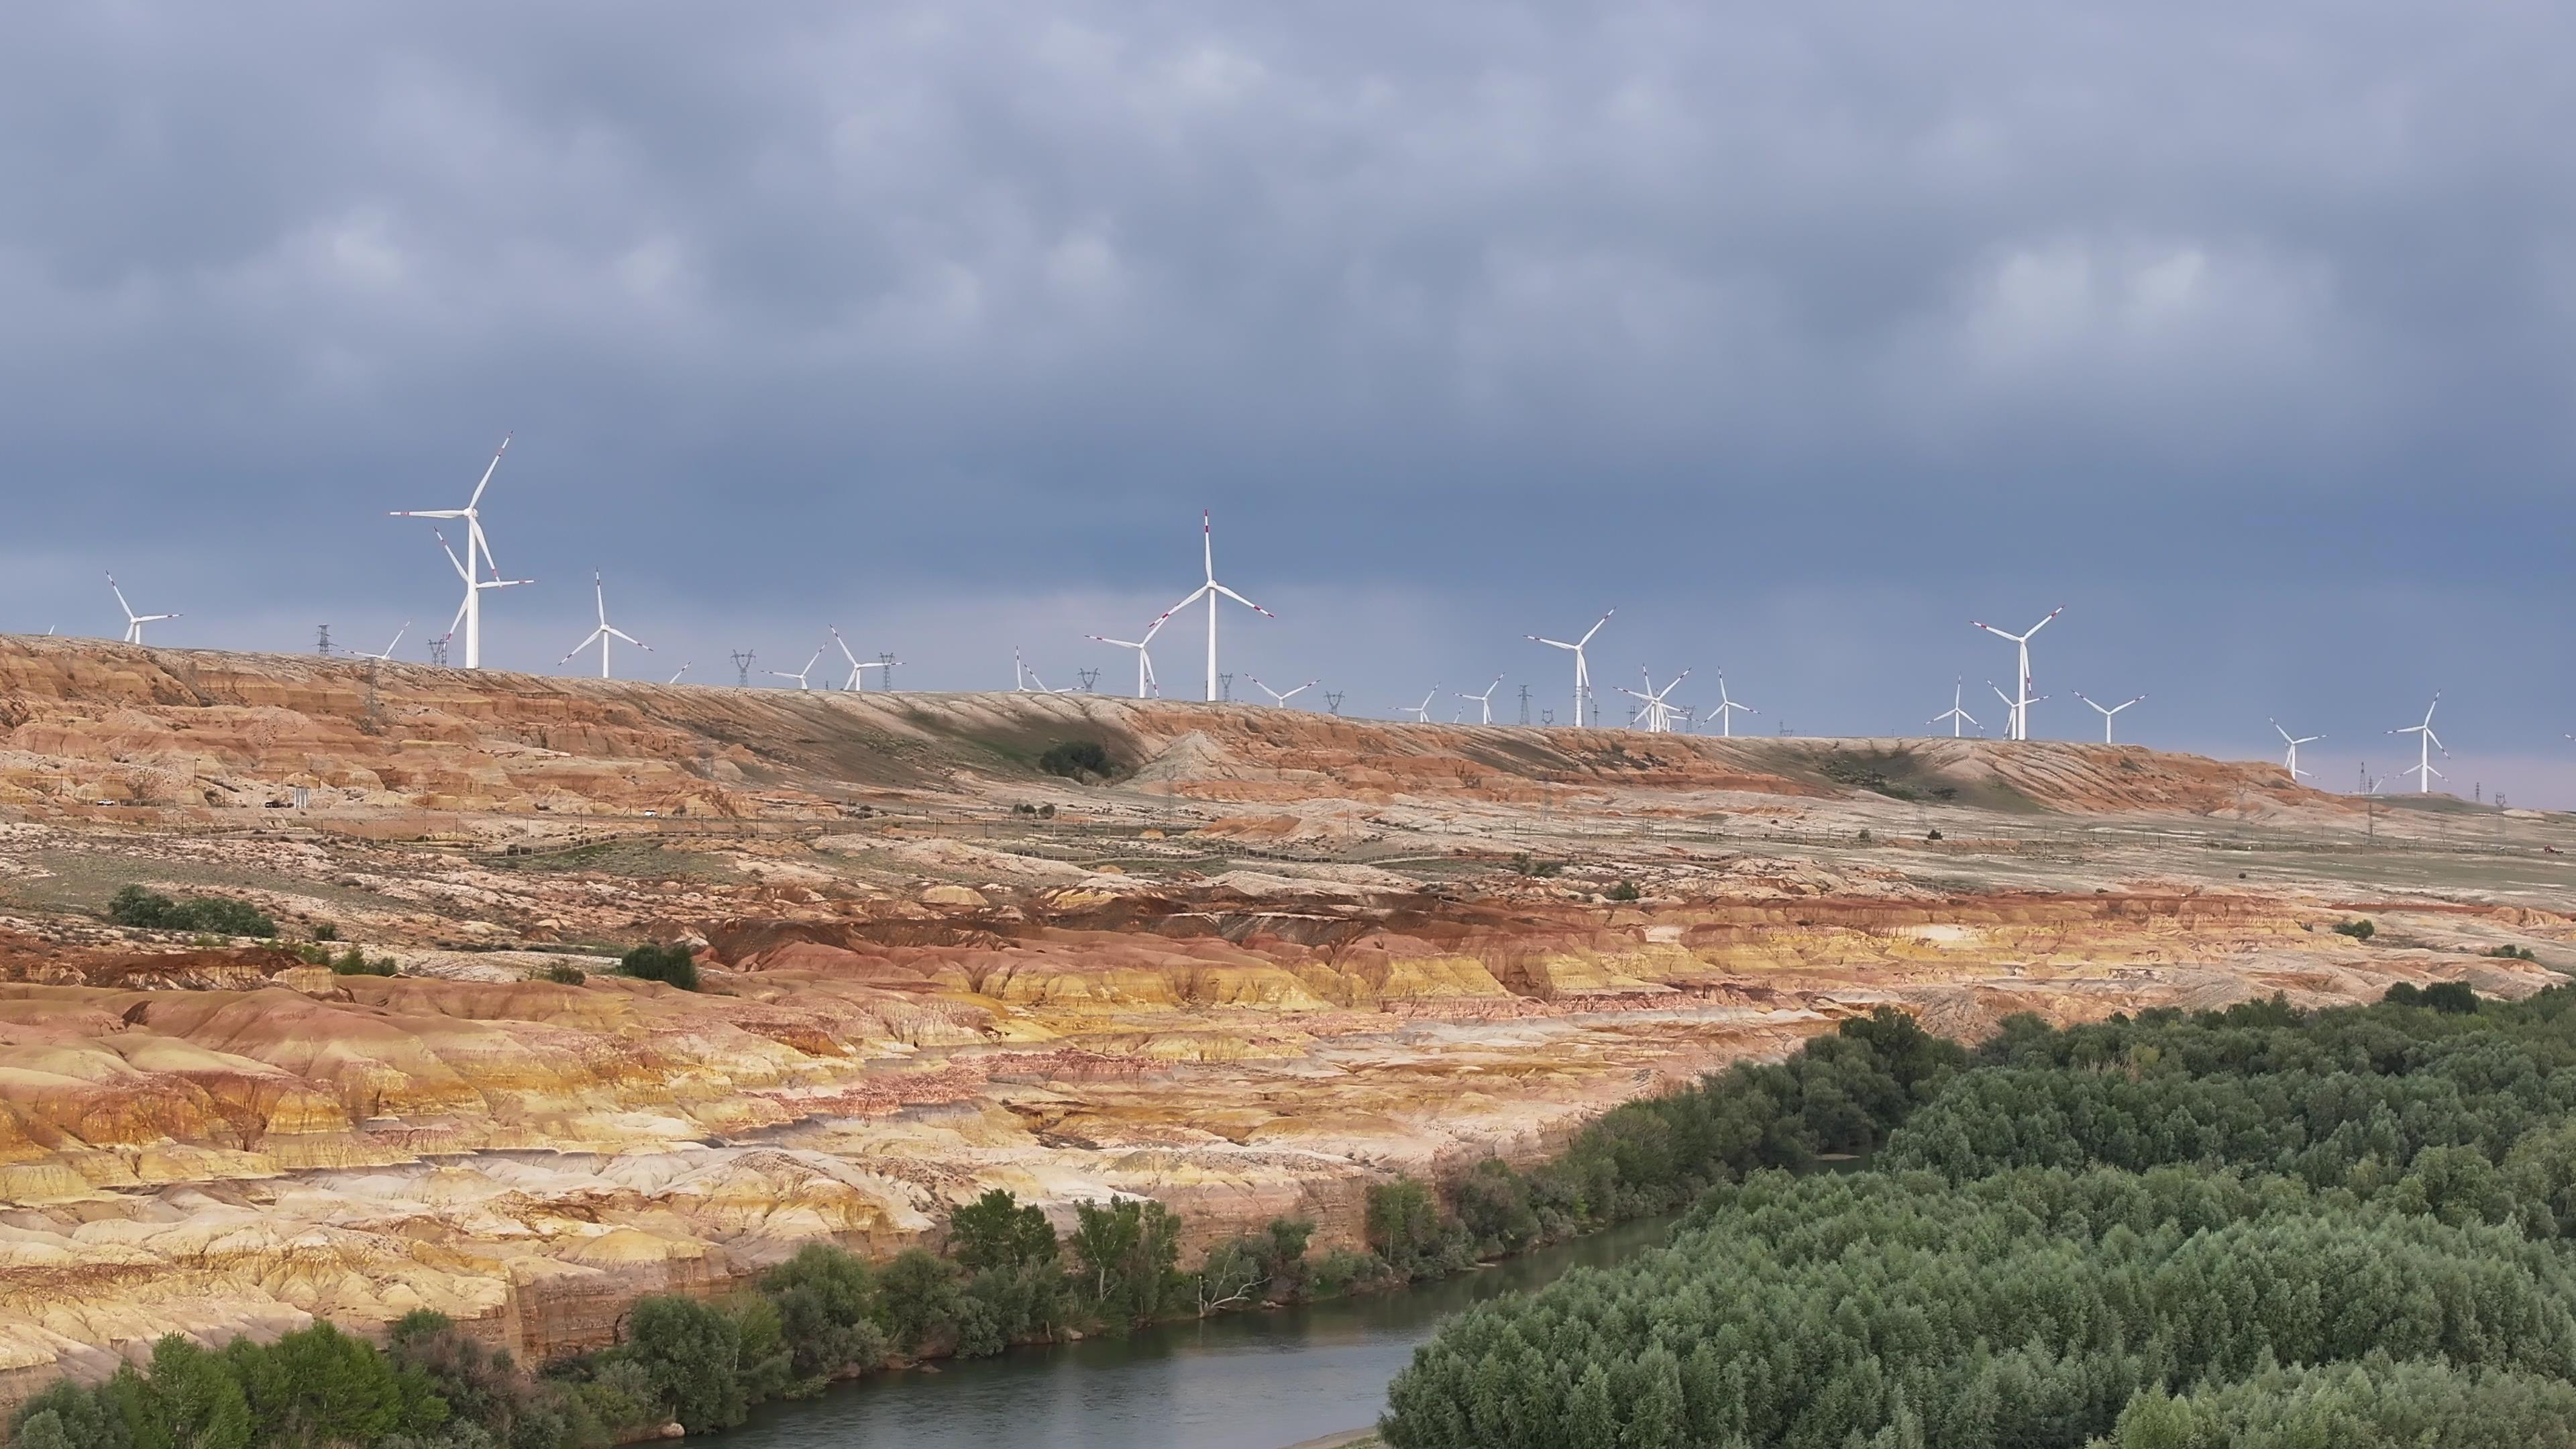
[329,946,398,977]
[2488,944,2540,962]
[538,960,588,985]
[2332,918,2377,941]
[1815,749,1921,802]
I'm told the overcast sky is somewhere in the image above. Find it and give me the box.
[4,3,2571,800]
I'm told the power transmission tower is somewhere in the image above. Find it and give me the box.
[315,625,333,656]
[427,634,449,667]
[1541,709,1555,726]
[1518,684,1532,725]
[731,650,759,687]
[878,652,896,691]
[1324,691,1344,716]
[1078,669,1100,692]
[1220,672,1234,702]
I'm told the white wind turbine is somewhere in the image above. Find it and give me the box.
[392,435,521,669]
[1618,668,1691,733]
[1087,612,1170,698]
[1931,678,1979,738]
[560,572,651,679]
[429,529,532,667]
[2072,691,2145,743]
[2390,692,2448,794]
[1163,511,1273,702]
[1456,675,1505,724]
[1706,672,1758,737]
[105,572,178,644]
[830,629,893,692]
[1529,610,1613,728]
[2271,719,2322,781]
[1014,649,1075,694]
[1970,607,2061,741]
[356,623,410,662]
[1991,678,2048,729]
[771,647,825,691]
[1251,676,1318,708]
[1396,686,1439,723]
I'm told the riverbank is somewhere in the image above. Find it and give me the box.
[716,1212,1682,1449]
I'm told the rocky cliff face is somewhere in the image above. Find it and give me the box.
[0,636,2564,1399]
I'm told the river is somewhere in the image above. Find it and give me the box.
[724,1212,1679,1449]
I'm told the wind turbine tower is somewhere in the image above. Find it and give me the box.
[105,573,177,645]
[1617,668,1690,733]
[1970,608,2062,741]
[1931,678,1978,738]
[2390,692,2448,794]
[1163,511,1272,702]
[2071,692,2145,743]
[560,572,651,679]
[2271,719,2322,781]
[391,435,523,669]
[1528,611,1613,729]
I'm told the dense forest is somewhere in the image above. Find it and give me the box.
[1382,983,2576,1448]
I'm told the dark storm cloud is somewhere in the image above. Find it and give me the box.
[1,2,2571,792]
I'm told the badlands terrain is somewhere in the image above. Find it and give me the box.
[0,634,2569,1408]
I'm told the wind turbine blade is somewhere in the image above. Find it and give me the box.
[434,531,472,582]
[1531,636,1574,650]
[1212,584,1272,616]
[1202,510,1215,582]
[1579,611,1613,646]
[607,628,646,647]
[2027,606,2063,636]
[466,433,511,511]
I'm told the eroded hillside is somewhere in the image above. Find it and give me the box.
[0,636,2569,1405]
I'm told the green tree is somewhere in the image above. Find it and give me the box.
[620,1295,744,1431]
[947,1189,1059,1272]
[759,1244,888,1385]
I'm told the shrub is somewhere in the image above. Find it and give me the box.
[1606,879,1642,902]
[761,1245,888,1387]
[311,923,339,943]
[106,885,278,938]
[2489,945,2540,962]
[1036,740,1114,780]
[539,961,588,985]
[618,943,700,991]
[2422,981,2481,1014]
[2334,918,2377,940]
[332,946,397,977]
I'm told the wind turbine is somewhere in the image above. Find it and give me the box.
[1970,607,2061,741]
[1088,612,1170,698]
[1931,678,1979,738]
[1396,686,1439,722]
[668,662,692,684]
[1991,679,2047,731]
[2390,692,2447,794]
[105,573,177,645]
[771,647,825,691]
[560,572,651,679]
[830,629,893,692]
[1251,676,1318,708]
[392,435,521,669]
[1014,649,1075,694]
[2071,691,2145,743]
[2271,719,2322,781]
[356,623,410,662]
[1617,668,1690,733]
[1706,672,1758,737]
[1529,610,1613,728]
[1456,676,1505,724]
[430,529,531,667]
[1162,511,1272,702]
